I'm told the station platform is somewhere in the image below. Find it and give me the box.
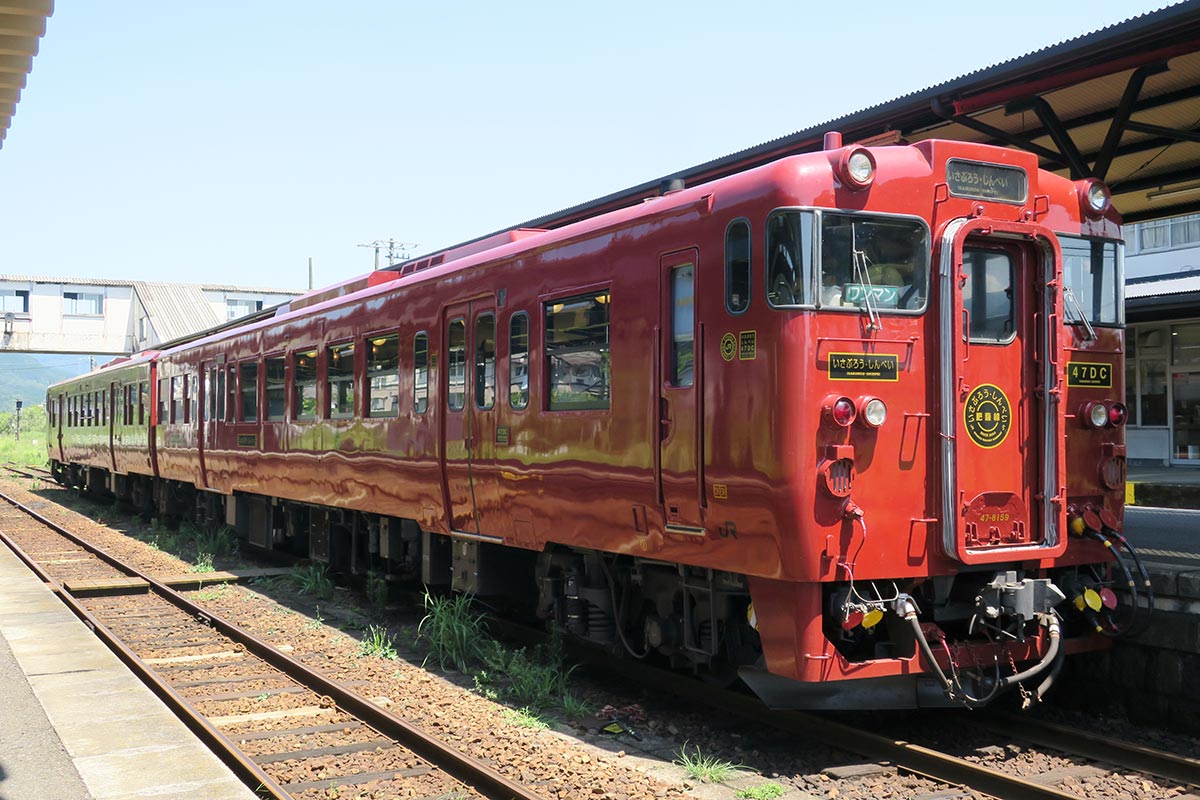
[0,543,256,800]
[1127,463,1200,508]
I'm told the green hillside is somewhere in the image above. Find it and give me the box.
[0,353,96,413]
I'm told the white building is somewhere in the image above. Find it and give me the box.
[0,275,300,355]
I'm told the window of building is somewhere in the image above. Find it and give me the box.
[226,298,264,321]
[63,291,103,316]
[545,290,610,411]
[328,342,355,418]
[1,289,29,314]
[509,313,529,410]
[671,266,695,387]
[414,333,429,414]
[1061,236,1121,326]
[725,220,751,313]
[1134,213,1200,254]
[265,356,286,420]
[240,361,258,421]
[447,320,466,411]
[475,314,496,410]
[962,249,1015,343]
[366,333,400,418]
[294,349,318,420]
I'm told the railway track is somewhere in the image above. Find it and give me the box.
[0,488,541,800]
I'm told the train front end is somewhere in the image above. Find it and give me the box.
[741,138,1130,709]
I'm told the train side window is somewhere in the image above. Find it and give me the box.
[475,313,495,410]
[206,369,215,421]
[190,374,198,423]
[226,366,236,421]
[671,265,695,387]
[725,219,751,314]
[139,382,147,425]
[124,385,133,425]
[294,348,318,420]
[265,356,286,420]
[509,312,529,410]
[545,290,610,411]
[766,210,814,307]
[447,319,466,411]
[182,375,191,424]
[239,361,259,422]
[962,248,1015,343]
[414,332,429,414]
[173,377,184,424]
[157,379,167,424]
[366,333,400,418]
[328,342,355,418]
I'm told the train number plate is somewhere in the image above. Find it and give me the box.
[828,352,899,381]
[1066,361,1112,388]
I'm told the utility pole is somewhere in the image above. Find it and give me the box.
[358,239,418,270]
[14,398,21,441]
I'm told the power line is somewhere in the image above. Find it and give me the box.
[357,239,418,270]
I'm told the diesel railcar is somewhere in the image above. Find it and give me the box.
[48,135,1136,708]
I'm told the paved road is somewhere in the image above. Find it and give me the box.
[1124,505,1200,568]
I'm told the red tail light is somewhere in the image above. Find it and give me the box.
[822,394,857,428]
[1108,402,1127,426]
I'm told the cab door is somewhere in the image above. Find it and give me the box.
[442,299,500,536]
[658,249,705,534]
[938,219,1066,564]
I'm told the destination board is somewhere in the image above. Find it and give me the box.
[946,159,1028,203]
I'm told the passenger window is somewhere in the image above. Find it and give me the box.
[509,313,529,410]
[294,349,318,420]
[139,382,147,425]
[475,314,495,410]
[265,356,286,420]
[671,265,695,387]
[239,361,258,422]
[173,377,184,424]
[190,375,198,423]
[962,248,1015,343]
[414,333,429,414]
[767,211,814,307]
[447,319,466,411]
[366,333,400,418]
[207,369,216,421]
[328,342,355,418]
[545,291,610,411]
[726,220,751,313]
[214,372,224,423]
[226,366,236,422]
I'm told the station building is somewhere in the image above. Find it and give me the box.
[0,275,299,355]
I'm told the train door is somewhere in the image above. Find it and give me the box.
[442,299,501,535]
[938,219,1064,564]
[658,249,705,534]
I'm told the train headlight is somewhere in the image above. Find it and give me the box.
[1085,401,1108,429]
[1078,178,1111,217]
[838,147,876,190]
[859,397,887,428]
[1107,402,1127,427]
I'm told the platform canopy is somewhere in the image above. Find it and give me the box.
[411,1,1200,263]
[0,0,52,149]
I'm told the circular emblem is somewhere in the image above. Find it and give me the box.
[720,333,737,362]
[963,383,1012,449]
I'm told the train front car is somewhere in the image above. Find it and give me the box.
[737,138,1125,709]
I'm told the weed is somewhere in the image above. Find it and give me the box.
[271,604,294,615]
[356,624,399,660]
[189,553,215,573]
[193,583,230,601]
[256,692,270,702]
[559,691,596,719]
[478,639,573,710]
[306,606,325,630]
[501,707,549,730]
[473,674,499,702]
[416,590,486,672]
[191,524,237,557]
[736,783,786,800]
[365,571,389,606]
[91,510,108,526]
[290,563,333,599]
[674,745,743,783]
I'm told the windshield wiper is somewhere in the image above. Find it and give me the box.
[1063,285,1096,341]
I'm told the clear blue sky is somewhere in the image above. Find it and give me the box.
[0,1,1176,292]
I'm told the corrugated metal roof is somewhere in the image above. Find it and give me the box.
[0,274,299,294]
[1126,269,1200,297]
[131,281,220,343]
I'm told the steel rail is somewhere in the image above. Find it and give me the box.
[0,490,542,800]
[978,711,1200,788]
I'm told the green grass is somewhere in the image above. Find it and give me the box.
[189,553,215,573]
[416,590,486,672]
[0,405,48,467]
[559,691,596,719]
[674,745,743,784]
[479,640,574,710]
[501,707,549,730]
[736,783,786,800]
[193,583,231,601]
[365,571,389,606]
[356,624,399,660]
[188,524,237,557]
[289,562,333,599]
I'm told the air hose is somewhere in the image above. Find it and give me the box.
[1101,523,1155,636]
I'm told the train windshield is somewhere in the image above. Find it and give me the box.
[1060,236,1122,326]
[766,210,928,312]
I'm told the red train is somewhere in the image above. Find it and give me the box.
[48,135,1136,708]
